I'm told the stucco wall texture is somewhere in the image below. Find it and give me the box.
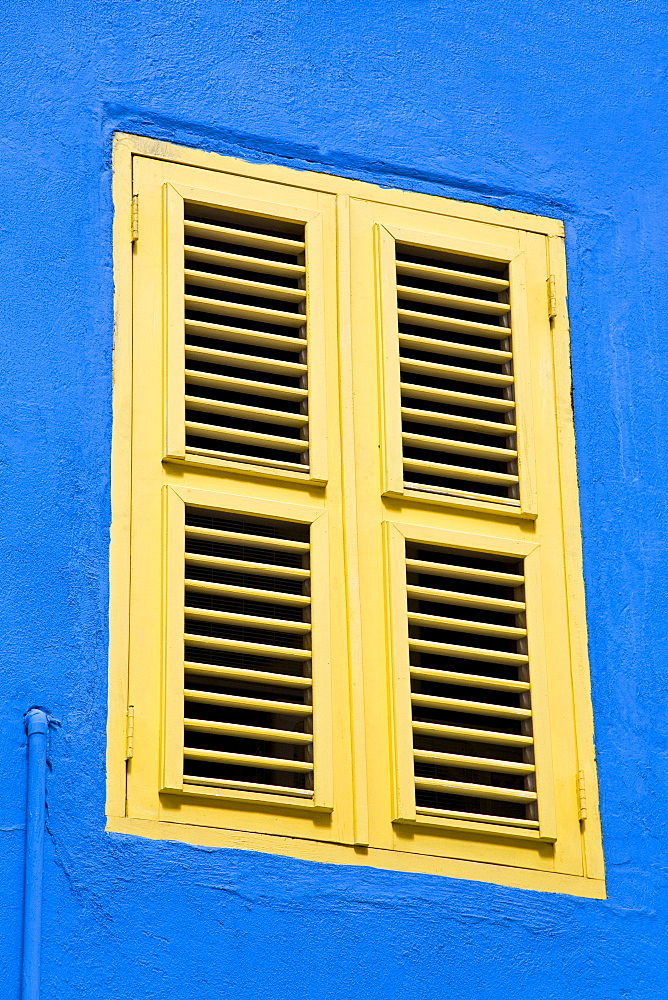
[1,2,667,997]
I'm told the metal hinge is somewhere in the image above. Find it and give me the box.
[131,194,139,243]
[577,769,587,821]
[125,705,135,760]
[547,273,557,321]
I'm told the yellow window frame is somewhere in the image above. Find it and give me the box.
[108,133,605,898]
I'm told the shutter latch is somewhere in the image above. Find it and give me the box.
[577,769,587,821]
[125,705,135,760]
[547,274,557,321]
[131,194,139,244]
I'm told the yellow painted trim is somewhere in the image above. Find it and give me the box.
[547,233,606,881]
[336,194,370,847]
[162,485,186,792]
[106,133,134,819]
[114,133,565,237]
[107,816,605,900]
[163,183,186,461]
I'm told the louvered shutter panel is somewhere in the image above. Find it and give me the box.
[182,205,310,473]
[404,541,538,830]
[395,244,519,505]
[182,507,314,797]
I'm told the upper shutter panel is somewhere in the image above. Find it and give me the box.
[396,245,520,506]
[183,205,310,473]
[406,541,538,831]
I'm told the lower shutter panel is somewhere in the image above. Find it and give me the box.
[396,244,519,505]
[405,541,538,829]
[182,507,314,797]
[183,205,310,473]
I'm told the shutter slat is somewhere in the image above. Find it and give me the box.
[186,526,309,551]
[185,553,309,579]
[185,244,306,277]
[403,457,519,486]
[397,284,510,316]
[399,308,511,340]
[185,748,313,772]
[406,558,524,586]
[415,776,536,803]
[413,750,534,775]
[396,260,509,291]
[185,718,312,744]
[400,382,514,413]
[399,332,512,363]
[400,357,513,389]
[184,608,311,634]
[407,584,525,613]
[409,638,528,666]
[411,691,531,718]
[183,776,314,797]
[186,396,308,427]
[186,294,305,329]
[184,579,310,607]
[186,421,308,454]
[185,269,306,302]
[403,432,516,462]
[186,370,307,401]
[401,407,515,437]
[410,666,530,692]
[408,614,526,638]
[409,483,521,506]
[184,219,305,253]
[416,806,539,829]
[412,720,533,746]
[185,319,306,352]
[186,447,308,471]
[186,344,307,376]
[184,635,311,660]
[185,688,312,714]
[185,661,312,687]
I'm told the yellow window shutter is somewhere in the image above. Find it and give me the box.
[122,154,353,846]
[349,196,595,880]
[109,136,604,897]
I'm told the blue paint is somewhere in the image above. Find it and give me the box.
[21,709,51,1000]
[1,2,667,997]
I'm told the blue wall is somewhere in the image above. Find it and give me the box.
[1,2,667,996]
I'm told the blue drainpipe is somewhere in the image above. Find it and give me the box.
[22,708,57,1000]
